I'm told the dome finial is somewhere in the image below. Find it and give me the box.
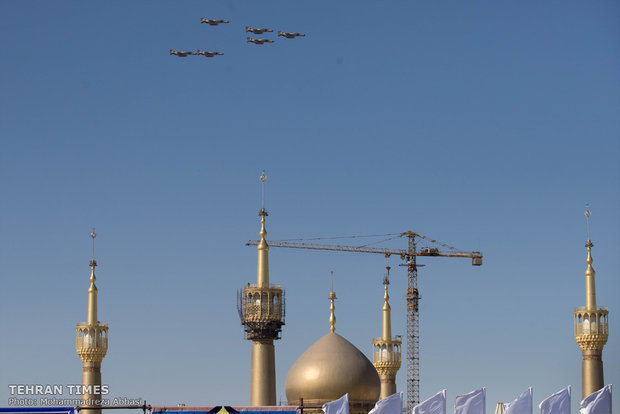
[329,271,337,333]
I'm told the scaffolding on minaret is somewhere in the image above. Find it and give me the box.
[237,171,286,406]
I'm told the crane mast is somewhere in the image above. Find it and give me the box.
[405,232,421,410]
[247,230,482,412]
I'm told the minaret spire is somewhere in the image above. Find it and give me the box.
[87,229,98,326]
[329,271,337,333]
[260,170,267,216]
[381,267,392,341]
[238,171,285,406]
[373,265,402,399]
[76,229,108,414]
[584,206,596,310]
[574,205,608,399]
[257,172,269,288]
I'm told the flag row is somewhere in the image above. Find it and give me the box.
[322,385,612,414]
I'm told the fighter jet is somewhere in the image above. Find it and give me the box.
[246,26,273,34]
[247,37,274,44]
[197,50,224,57]
[278,31,305,38]
[170,49,197,57]
[201,18,229,25]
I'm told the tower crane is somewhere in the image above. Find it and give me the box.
[246,231,482,412]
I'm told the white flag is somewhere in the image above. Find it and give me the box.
[455,388,486,414]
[413,390,446,414]
[539,386,570,414]
[580,385,612,414]
[369,392,403,414]
[323,393,349,414]
[505,388,532,414]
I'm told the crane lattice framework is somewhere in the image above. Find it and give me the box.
[246,231,483,412]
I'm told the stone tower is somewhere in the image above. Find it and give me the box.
[574,207,608,399]
[237,171,285,406]
[76,230,108,414]
[372,267,402,400]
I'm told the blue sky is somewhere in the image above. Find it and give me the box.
[1,1,619,414]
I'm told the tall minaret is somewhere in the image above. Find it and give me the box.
[76,230,108,414]
[574,206,608,399]
[238,171,285,406]
[372,267,402,400]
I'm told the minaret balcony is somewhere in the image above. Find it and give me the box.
[372,338,402,364]
[76,323,108,361]
[238,284,285,321]
[574,307,609,350]
[237,285,285,339]
[574,307,609,336]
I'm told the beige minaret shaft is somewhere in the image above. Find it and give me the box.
[76,232,108,414]
[373,271,401,400]
[238,172,285,406]
[574,210,608,399]
[250,339,276,405]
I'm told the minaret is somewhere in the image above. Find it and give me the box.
[76,230,108,414]
[238,171,285,406]
[372,267,402,400]
[574,206,608,399]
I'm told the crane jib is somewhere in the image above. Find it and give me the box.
[245,240,482,264]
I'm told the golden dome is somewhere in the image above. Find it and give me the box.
[285,332,381,405]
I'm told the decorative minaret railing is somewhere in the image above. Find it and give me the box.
[76,230,108,414]
[574,206,608,399]
[372,266,402,399]
[237,171,285,406]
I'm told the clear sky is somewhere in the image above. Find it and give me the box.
[1,1,619,414]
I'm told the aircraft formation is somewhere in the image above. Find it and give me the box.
[170,17,305,59]
[246,28,305,45]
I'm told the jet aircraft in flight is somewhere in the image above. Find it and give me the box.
[278,31,305,38]
[197,50,224,57]
[246,26,273,34]
[201,18,229,25]
[247,37,274,44]
[170,49,197,57]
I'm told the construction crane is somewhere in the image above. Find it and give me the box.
[246,230,482,412]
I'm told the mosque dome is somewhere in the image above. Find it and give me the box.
[285,331,380,405]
